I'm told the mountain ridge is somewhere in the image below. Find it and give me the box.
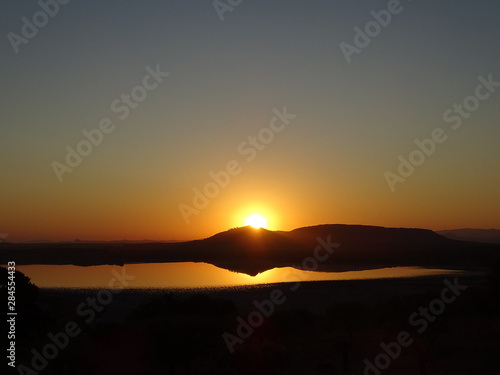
[1,224,499,275]
[438,228,500,244]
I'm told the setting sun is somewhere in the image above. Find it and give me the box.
[244,214,268,229]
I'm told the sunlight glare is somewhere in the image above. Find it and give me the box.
[244,214,268,229]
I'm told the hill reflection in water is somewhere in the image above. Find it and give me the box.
[17,262,466,289]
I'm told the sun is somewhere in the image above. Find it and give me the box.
[244,214,268,229]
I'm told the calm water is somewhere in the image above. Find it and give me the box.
[16,262,467,289]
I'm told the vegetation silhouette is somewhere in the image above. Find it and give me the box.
[2,227,500,373]
[3,264,498,374]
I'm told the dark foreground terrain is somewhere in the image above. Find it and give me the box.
[2,267,500,375]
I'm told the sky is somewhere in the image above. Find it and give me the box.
[1,0,499,242]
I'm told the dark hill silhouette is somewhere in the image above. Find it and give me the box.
[203,226,304,256]
[283,224,447,245]
[276,224,497,273]
[1,224,499,275]
[438,228,500,244]
[197,226,307,274]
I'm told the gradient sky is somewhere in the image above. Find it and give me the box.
[1,0,499,242]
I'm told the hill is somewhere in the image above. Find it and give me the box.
[438,228,500,244]
[1,224,499,275]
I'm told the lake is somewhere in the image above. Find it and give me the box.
[16,262,467,289]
